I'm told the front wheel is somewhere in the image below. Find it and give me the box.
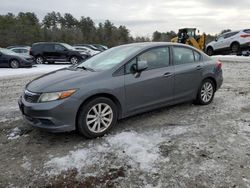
[77,97,118,138]
[36,56,44,64]
[196,79,215,105]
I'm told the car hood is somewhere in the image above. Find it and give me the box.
[26,67,98,93]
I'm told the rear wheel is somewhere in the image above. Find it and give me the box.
[9,59,20,68]
[77,97,118,138]
[196,79,215,105]
[206,47,213,56]
[36,56,44,64]
[231,42,240,53]
[70,56,79,65]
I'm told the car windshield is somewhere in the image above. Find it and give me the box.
[0,48,18,55]
[61,43,75,50]
[77,45,143,71]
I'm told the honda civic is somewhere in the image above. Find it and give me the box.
[18,42,223,138]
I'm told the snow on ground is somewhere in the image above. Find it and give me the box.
[7,127,21,140]
[0,64,70,78]
[45,128,187,176]
[212,55,250,62]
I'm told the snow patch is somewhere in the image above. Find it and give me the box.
[44,128,188,176]
[7,127,21,140]
[0,64,69,78]
[212,55,250,62]
[21,156,32,170]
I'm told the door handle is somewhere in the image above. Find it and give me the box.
[196,65,203,70]
[163,72,173,77]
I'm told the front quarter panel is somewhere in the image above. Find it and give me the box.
[72,73,125,117]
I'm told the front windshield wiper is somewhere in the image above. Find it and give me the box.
[76,65,95,72]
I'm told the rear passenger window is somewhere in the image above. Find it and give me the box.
[173,47,195,65]
[43,44,54,51]
[224,32,238,38]
[194,51,201,61]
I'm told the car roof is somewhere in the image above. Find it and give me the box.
[118,42,197,49]
[32,42,62,46]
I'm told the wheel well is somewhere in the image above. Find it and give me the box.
[75,93,122,127]
[230,41,240,48]
[206,46,213,51]
[9,58,19,65]
[203,77,217,90]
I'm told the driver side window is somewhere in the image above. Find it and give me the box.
[125,47,170,74]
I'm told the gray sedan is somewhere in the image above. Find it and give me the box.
[18,42,223,138]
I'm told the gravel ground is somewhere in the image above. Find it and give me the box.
[0,61,250,188]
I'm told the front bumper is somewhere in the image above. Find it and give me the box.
[18,95,80,132]
[20,59,35,67]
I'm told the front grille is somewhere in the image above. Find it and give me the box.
[24,90,40,103]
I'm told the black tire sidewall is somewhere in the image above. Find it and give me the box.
[207,48,213,56]
[70,56,78,64]
[77,97,118,138]
[231,43,240,53]
[36,56,44,64]
[197,79,215,105]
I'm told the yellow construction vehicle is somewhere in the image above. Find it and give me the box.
[171,28,206,51]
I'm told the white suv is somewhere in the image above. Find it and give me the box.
[206,29,250,56]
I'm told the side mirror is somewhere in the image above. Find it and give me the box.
[137,60,148,72]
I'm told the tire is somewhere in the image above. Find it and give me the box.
[231,42,240,53]
[9,59,20,68]
[206,47,213,56]
[77,97,118,138]
[36,56,44,64]
[70,56,79,65]
[196,79,215,105]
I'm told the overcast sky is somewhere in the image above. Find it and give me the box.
[1,0,250,36]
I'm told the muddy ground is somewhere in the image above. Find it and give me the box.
[0,62,250,188]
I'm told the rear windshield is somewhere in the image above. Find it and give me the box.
[243,29,250,34]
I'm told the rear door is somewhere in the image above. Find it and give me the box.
[124,46,174,113]
[223,31,239,48]
[172,46,203,101]
[54,44,68,61]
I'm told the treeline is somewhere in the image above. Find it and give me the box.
[0,12,229,48]
[0,12,137,47]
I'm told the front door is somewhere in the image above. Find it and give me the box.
[124,47,174,113]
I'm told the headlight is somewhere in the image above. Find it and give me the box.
[38,89,76,102]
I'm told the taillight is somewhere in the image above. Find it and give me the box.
[216,60,222,70]
[240,34,250,38]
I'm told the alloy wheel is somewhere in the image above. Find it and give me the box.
[36,57,44,64]
[70,57,78,64]
[86,103,113,133]
[10,60,19,68]
[201,82,214,103]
